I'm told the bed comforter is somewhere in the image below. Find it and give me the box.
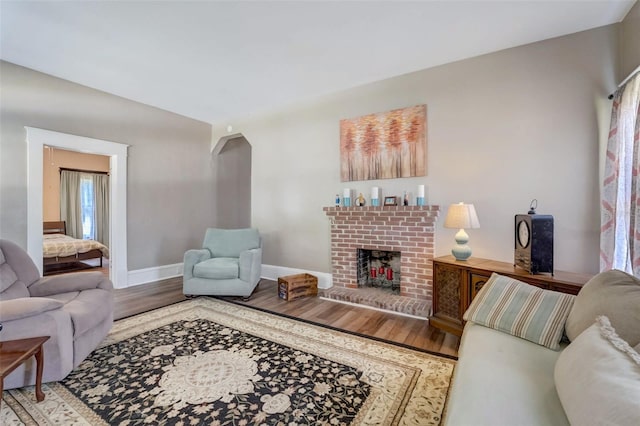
[43,234,110,258]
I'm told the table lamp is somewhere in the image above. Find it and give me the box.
[444,202,480,261]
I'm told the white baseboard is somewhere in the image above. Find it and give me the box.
[261,265,332,289]
[127,263,183,287]
[126,263,332,289]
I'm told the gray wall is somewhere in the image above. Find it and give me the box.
[620,1,640,80]
[215,136,251,229]
[214,25,621,275]
[0,61,213,270]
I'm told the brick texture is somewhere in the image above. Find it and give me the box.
[323,205,440,305]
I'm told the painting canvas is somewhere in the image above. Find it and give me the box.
[340,105,427,182]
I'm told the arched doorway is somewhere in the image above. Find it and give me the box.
[212,134,251,228]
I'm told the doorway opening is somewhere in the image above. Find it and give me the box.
[42,147,111,277]
[26,127,129,288]
[212,134,251,229]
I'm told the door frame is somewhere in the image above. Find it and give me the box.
[26,127,129,288]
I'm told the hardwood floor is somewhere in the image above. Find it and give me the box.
[114,278,460,358]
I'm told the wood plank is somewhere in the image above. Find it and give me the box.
[113,278,460,357]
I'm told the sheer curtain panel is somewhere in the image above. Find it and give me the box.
[93,173,109,246]
[601,72,640,277]
[60,170,84,239]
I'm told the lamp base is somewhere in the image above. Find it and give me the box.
[451,228,472,261]
[451,245,472,261]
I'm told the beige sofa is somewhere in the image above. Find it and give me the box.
[443,270,640,426]
[0,239,114,390]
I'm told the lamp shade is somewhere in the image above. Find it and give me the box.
[444,203,480,229]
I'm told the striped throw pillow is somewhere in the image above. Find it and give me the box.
[463,273,575,350]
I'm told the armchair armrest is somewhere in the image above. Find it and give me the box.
[28,271,113,297]
[239,248,262,284]
[0,298,64,322]
[183,249,212,280]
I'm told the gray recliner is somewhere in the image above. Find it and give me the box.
[183,228,262,298]
[0,239,113,390]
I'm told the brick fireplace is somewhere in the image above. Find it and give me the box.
[322,205,439,316]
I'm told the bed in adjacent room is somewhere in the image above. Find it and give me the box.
[43,221,109,274]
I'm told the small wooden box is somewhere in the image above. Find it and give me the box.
[278,273,318,301]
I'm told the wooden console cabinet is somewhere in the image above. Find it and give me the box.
[430,255,593,336]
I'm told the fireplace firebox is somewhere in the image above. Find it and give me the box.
[357,249,400,294]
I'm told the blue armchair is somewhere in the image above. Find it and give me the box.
[183,228,262,298]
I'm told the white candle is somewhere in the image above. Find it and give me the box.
[371,187,379,199]
[418,185,425,197]
[343,188,351,198]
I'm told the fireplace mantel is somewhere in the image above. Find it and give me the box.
[323,205,440,303]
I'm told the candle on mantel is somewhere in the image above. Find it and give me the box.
[371,187,379,206]
[417,185,425,206]
[343,188,351,207]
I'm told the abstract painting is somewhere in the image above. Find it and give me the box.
[340,105,426,182]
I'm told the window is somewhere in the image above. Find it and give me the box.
[60,169,109,245]
[80,175,96,240]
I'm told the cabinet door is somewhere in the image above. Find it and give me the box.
[469,272,491,302]
[433,262,464,322]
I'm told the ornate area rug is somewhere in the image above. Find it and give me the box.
[1,298,455,425]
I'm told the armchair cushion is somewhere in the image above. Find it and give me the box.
[0,298,64,322]
[194,257,239,280]
[203,228,260,258]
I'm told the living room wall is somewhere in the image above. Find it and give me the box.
[214,24,621,276]
[0,61,213,270]
[620,0,640,79]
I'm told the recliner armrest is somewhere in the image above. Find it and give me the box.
[28,271,113,297]
[183,249,212,280]
[0,298,64,322]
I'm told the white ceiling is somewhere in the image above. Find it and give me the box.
[1,1,635,124]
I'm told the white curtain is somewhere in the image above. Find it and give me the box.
[600,72,640,277]
[60,170,83,239]
[93,173,110,246]
[60,170,110,245]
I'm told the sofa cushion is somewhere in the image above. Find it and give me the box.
[464,273,574,350]
[194,257,239,280]
[0,261,18,292]
[555,316,640,426]
[203,228,260,258]
[0,262,30,299]
[565,269,640,346]
[0,240,41,289]
[443,322,569,426]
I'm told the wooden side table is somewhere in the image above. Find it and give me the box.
[430,256,592,336]
[1,336,50,405]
